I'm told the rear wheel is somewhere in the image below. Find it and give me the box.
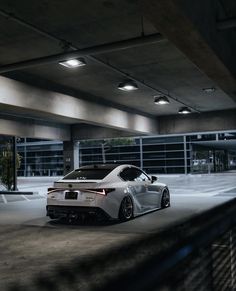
[119,196,133,221]
[161,189,170,208]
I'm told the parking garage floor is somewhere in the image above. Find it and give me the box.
[0,173,236,290]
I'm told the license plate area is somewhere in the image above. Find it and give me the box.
[65,191,78,200]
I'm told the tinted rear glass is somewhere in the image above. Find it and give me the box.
[63,169,112,180]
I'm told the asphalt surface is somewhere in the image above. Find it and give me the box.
[0,173,236,290]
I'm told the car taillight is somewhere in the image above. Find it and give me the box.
[48,187,55,193]
[85,188,115,196]
[47,187,61,194]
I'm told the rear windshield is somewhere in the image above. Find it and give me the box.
[63,169,112,180]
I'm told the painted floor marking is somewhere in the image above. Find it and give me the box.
[171,186,236,197]
[21,195,30,201]
[1,195,7,204]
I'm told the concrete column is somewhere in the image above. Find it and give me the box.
[63,141,80,175]
[224,150,228,171]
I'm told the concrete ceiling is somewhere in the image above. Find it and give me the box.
[0,0,235,139]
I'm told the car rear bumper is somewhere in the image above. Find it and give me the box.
[46,205,111,219]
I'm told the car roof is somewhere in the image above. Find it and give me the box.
[75,164,120,171]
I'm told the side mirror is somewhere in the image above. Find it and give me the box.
[151,175,158,183]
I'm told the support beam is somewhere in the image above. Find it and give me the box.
[0,34,164,74]
[142,0,236,102]
[159,109,236,135]
[0,76,158,135]
[0,117,70,140]
[72,124,137,140]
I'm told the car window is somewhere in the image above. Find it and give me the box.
[63,169,112,180]
[134,171,150,182]
[120,167,150,182]
[119,168,136,181]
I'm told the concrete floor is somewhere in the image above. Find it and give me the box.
[0,173,236,290]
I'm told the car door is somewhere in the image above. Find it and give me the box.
[120,167,159,213]
[132,169,160,211]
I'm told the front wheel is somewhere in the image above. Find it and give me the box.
[119,196,133,221]
[161,189,170,208]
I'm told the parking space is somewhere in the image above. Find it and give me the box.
[2,173,236,204]
[0,174,235,289]
[0,193,43,204]
[0,177,59,204]
[159,172,236,197]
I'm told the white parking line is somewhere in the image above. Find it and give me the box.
[172,194,217,197]
[21,195,30,201]
[171,186,236,197]
[202,186,236,196]
[1,195,7,204]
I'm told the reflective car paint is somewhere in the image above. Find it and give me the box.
[46,164,170,220]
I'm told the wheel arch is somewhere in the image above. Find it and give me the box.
[161,187,170,208]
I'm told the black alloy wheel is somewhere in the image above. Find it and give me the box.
[119,196,133,221]
[161,189,170,208]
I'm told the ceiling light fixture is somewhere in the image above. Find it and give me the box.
[178,107,192,114]
[59,58,86,68]
[154,95,170,105]
[202,87,215,93]
[118,80,138,91]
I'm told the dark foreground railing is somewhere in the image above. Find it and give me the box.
[8,198,236,291]
[0,191,34,195]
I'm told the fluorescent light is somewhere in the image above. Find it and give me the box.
[178,107,191,114]
[59,58,86,68]
[154,96,170,105]
[118,80,138,91]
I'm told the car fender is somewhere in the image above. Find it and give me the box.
[95,187,127,219]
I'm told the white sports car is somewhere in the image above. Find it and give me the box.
[46,164,170,221]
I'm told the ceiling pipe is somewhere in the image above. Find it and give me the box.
[0,33,165,74]
[0,8,68,46]
[217,18,236,30]
[91,57,201,113]
[0,8,199,113]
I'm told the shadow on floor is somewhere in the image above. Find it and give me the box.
[47,216,119,227]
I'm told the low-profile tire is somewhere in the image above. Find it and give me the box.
[161,189,170,208]
[119,196,134,221]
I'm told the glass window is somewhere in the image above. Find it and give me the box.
[142,136,183,144]
[186,134,216,142]
[219,132,236,140]
[120,167,150,182]
[63,169,113,180]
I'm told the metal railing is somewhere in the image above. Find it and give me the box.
[7,198,236,291]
